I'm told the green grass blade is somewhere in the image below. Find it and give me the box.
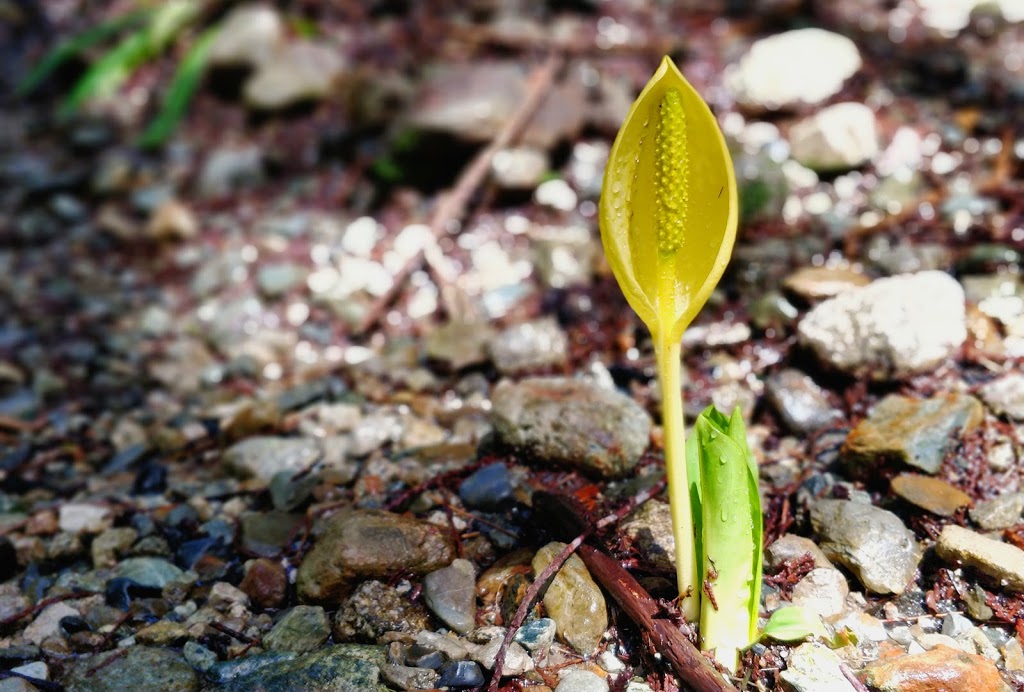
[137,25,218,148]
[15,8,153,97]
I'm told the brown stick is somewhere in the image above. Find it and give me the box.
[357,52,565,334]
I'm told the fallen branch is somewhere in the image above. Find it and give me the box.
[358,52,565,334]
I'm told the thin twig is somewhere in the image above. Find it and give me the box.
[358,52,565,334]
[840,662,870,692]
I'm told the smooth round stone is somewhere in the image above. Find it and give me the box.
[115,557,184,589]
[459,464,514,510]
[788,102,880,172]
[532,542,608,656]
[436,660,484,688]
[422,559,477,634]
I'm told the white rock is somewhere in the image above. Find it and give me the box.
[798,271,967,379]
[534,179,578,211]
[208,4,284,68]
[726,28,862,110]
[791,567,849,619]
[779,642,858,692]
[979,373,1024,420]
[58,504,112,534]
[23,603,79,645]
[11,661,48,681]
[556,669,610,692]
[789,102,879,171]
[244,41,347,110]
[917,0,1024,34]
[491,147,549,189]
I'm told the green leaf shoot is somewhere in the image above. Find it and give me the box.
[761,605,828,644]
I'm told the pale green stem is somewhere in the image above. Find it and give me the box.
[655,337,698,622]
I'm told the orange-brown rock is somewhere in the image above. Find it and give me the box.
[860,645,1011,692]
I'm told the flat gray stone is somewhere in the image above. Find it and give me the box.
[422,559,477,634]
[224,436,321,482]
[979,374,1024,420]
[970,493,1024,530]
[811,499,922,594]
[764,369,843,434]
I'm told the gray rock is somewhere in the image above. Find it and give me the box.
[620,500,676,573]
[197,146,264,198]
[224,436,321,483]
[63,647,198,692]
[491,377,651,478]
[556,669,610,692]
[841,393,983,475]
[297,510,455,603]
[244,40,347,110]
[789,102,879,171]
[514,617,556,654]
[533,542,608,656]
[333,580,432,642]
[424,321,495,371]
[23,602,79,645]
[257,263,306,298]
[798,271,967,380]
[811,500,922,594]
[211,645,388,692]
[264,605,331,653]
[488,318,568,374]
[422,559,477,634]
[979,374,1024,420]
[779,642,858,692]
[116,557,184,589]
[90,526,139,567]
[791,568,849,619]
[471,635,534,675]
[764,369,843,434]
[208,4,284,68]
[936,525,1024,592]
[531,225,595,290]
[380,663,438,690]
[970,493,1024,530]
[765,534,833,570]
[726,29,861,110]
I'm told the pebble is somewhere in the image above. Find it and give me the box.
[223,436,321,483]
[135,620,189,646]
[298,510,455,603]
[257,263,306,298]
[197,146,265,198]
[490,146,549,189]
[63,647,199,692]
[488,318,568,374]
[239,510,301,557]
[334,580,432,641]
[208,4,284,68]
[471,635,534,676]
[146,200,198,241]
[459,463,515,509]
[490,377,651,478]
[264,606,331,653]
[936,525,1024,592]
[979,373,1024,420]
[424,321,495,371]
[556,669,609,692]
[765,533,833,570]
[91,527,138,568]
[23,603,79,645]
[619,500,676,573]
[841,393,983,475]
[115,557,184,589]
[415,631,471,660]
[970,493,1024,530]
[726,28,862,110]
[811,500,922,594]
[764,369,843,434]
[891,474,972,517]
[58,504,112,534]
[860,644,1012,692]
[533,542,608,656]
[244,40,347,110]
[239,558,288,609]
[436,659,485,688]
[531,225,595,289]
[779,642,858,692]
[422,559,477,634]
[212,644,388,692]
[534,179,578,212]
[791,567,849,619]
[797,271,967,380]
[380,663,439,690]
[789,102,879,171]
[514,618,556,654]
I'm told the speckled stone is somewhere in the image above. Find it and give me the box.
[532,542,608,656]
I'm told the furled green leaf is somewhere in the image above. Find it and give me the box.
[16,8,153,97]
[761,606,828,643]
[138,25,218,148]
[696,405,762,673]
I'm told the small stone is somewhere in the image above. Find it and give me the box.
[783,266,871,301]
[798,272,967,380]
[726,29,862,110]
[197,146,264,198]
[556,669,609,692]
[436,660,484,688]
[334,580,432,642]
[244,40,347,110]
[264,606,331,653]
[491,377,651,478]
[971,493,1024,531]
[422,559,477,633]
[207,644,387,692]
[842,393,983,475]
[936,525,1024,592]
[490,147,549,189]
[298,510,455,603]
[63,647,199,692]
[23,603,79,645]
[534,179,578,212]
[1003,637,1024,671]
[415,631,471,661]
[459,464,514,510]
[531,225,595,289]
[58,504,111,534]
[424,321,495,371]
[891,474,972,517]
[979,374,1024,420]
[239,511,302,557]
[380,663,439,690]
[11,661,47,681]
[115,557,185,589]
[239,558,288,609]
[257,263,306,299]
[791,568,849,619]
[135,620,189,646]
[620,500,676,573]
[488,318,568,374]
[764,369,843,434]
[208,4,284,68]
[208,582,250,611]
[224,436,321,483]
[533,542,608,656]
[779,642,858,692]
[147,200,198,241]
[91,527,138,568]
[765,534,833,570]
[811,500,922,594]
[860,645,1011,692]
[514,618,556,654]
[789,103,879,171]
[183,641,217,671]
[471,636,533,676]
